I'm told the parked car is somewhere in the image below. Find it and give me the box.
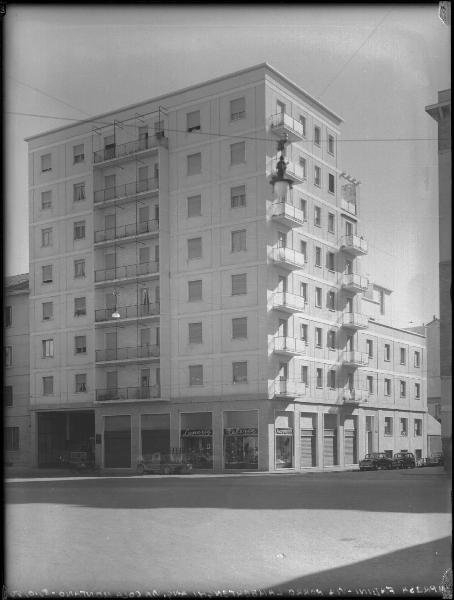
[424,453,444,467]
[392,452,416,469]
[136,452,193,475]
[359,452,393,471]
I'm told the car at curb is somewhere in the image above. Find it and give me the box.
[392,452,416,469]
[359,453,393,471]
[136,452,193,475]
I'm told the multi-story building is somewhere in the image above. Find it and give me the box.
[4,273,31,467]
[426,90,451,473]
[425,317,441,423]
[25,63,427,472]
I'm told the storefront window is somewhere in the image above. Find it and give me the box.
[181,412,213,469]
[141,414,170,457]
[105,415,131,468]
[275,411,294,469]
[300,413,317,467]
[224,410,258,470]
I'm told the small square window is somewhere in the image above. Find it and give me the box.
[232,317,247,339]
[233,361,247,384]
[74,221,86,240]
[314,127,321,146]
[73,144,85,164]
[232,274,247,295]
[188,237,202,260]
[189,322,203,344]
[187,153,201,176]
[41,153,52,173]
[74,183,86,202]
[314,166,321,187]
[188,280,202,302]
[187,110,201,132]
[230,97,245,121]
[230,142,245,165]
[187,194,202,218]
[42,265,53,284]
[74,259,86,278]
[231,229,247,252]
[328,173,335,194]
[41,191,52,210]
[189,365,203,386]
[231,185,246,208]
[75,373,87,393]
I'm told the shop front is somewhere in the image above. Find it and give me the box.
[323,413,338,467]
[275,411,294,469]
[344,416,358,465]
[141,413,170,456]
[180,412,213,469]
[37,411,95,467]
[300,412,317,468]
[223,410,258,470]
[104,414,131,468]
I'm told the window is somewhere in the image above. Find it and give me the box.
[301,323,308,343]
[316,368,323,388]
[366,340,373,358]
[315,247,322,267]
[41,228,52,247]
[315,287,322,307]
[327,252,335,271]
[187,194,202,218]
[74,182,86,202]
[328,213,335,233]
[300,282,308,303]
[188,322,203,344]
[231,185,246,208]
[139,246,150,264]
[328,173,335,194]
[73,144,85,163]
[74,259,86,278]
[232,273,247,295]
[5,306,12,327]
[400,418,408,436]
[188,237,202,260]
[5,386,13,407]
[384,344,391,361]
[230,97,245,121]
[300,240,307,261]
[414,351,421,368]
[75,373,87,393]
[299,156,307,178]
[187,153,201,176]
[189,365,203,386]
[41,153,51,172]
[232,317,247,339]
[346,297,353,313]
[233,361,247,384]
[400,348,406,365]
[231,229,247,252]
[315,327,322,348]
[415,383,421,399]
[314,126,321,146]
[328,370,336,389]
[41,191,52,210]
[74,221,86,240]
[74,297,86,317]
[299,115,307,137]
[5,346,12,367]
[301,365,308,385]
[367,376,374,394]
[42,302,53,320]
[414,419,422,437]
[314,166,321,187]
[188,280,202,302]
[43,376,54,395]
[327,291,335,311]
[400,381,406,398]
[300,198,307,220]
[384,417,393,436]
[328,134,335,155]
[186,110,201,132]
[5,427,19,451]
[345,259,353,275]
[276,100,286,114]
[327,330,336,349]
[314,206,321,227]
[75,336,87,354]
[230,141,245,165]
[42,339,54,358]
[384,378,391,396]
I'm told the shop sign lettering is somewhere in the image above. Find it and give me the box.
[275,427,293,436]
[224,427,258,436]
[181,429,212,437]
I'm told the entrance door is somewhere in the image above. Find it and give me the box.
[346,334,354,352]
[138,126,149,151]
[278,275,287,294]
[345,220,353,236]
[138,166,149,193]
[366,416,374,454]
[278,231,287,248]
[346,297,353,313]
[140,368,150,399]
[278,318,288,338]
[345,259,353,275]
[138,205,149,233]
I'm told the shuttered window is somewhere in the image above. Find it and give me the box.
[232,273,247,295]
[188,322,203,344]
[230,97,245,120]
[187,153,201,175]
[42,265,53,283]
[187,110,201,132]
[188,280,202,302]
[188,237,202,260]
[230,142,245,165]
[187,194,202,218]
[232,317,247,339]
[189,365,203,386]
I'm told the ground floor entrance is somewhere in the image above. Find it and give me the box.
[37,411,95,467]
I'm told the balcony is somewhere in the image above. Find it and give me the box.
[94,261,159,284]
[273,379,307,397]
[96,385,161,402]
[270,112,305,143]
[95,303,160,323]
[342,273,369,293]
[94,219,159,244]
[284,160,307,184]
[93,177,159,205]
[341,312,369,330]
[95,345,160,363]
[93,134,167,165]
[273,336,306,356]
[340,234,368,256]
[339,388,368,405]
[341,198,357,216]
[342,351,369,367]
[270,246,305,270]
[271,201,306,227]
[271,292,307,314]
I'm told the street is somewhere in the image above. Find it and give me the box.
[5,468,451,595]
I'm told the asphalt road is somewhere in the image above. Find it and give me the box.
[5,468,451,595]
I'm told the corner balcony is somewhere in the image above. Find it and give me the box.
[271,292,307,314]
[93,177,159,205]
[342,273,369,293]
[339,388,368,406]
[270,112,305,142]
[95,303,160,323]
[270,246,305,271]
[341,312,369,330]
[95,345,160,364]
[93,134,167,166]
[284,160,306,184]
[273,336,306,356]
[273,379,307,398]
[271,201,306,227]
[95,385,161,402]
[94,219,159,244]
[342,351,369,367]
[341,199,357,216]
[340,234,368,256]
[94,262,159,284]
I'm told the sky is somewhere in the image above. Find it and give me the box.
[4,4,451,327]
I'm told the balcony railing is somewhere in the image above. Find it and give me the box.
[94,261,159,283]
[342,273,369,293]
[339,388,368,405]
[270,112,305,142]
[271,292,307,313]
[273,336,307,356]
[94,219,159,243]
[94,177,159,204]
[95,345,160,362]
[340,234,368,255]
[271,201,306,227]
[341,312,369,329]
[96,385,161,402]
[284,160,307,184]
[270,246,305,270]
[93,135,166,164]
[274,379,307,397]
[342,351,369,367]
[95,303,160,322]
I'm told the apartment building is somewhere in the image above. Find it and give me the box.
[4,274,31,467]
[25,63,427,472]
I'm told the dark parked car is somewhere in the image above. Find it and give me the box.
[392,452,416,469]
[425,453,444,467]
[359,452,393,471]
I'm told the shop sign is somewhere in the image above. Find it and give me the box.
[224,427,258,436]
[275,427,293,436]
[181,429,212,438]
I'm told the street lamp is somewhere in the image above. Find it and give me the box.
[111,289,120,319]
[270,137,293,201]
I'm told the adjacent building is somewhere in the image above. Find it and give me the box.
[24,63,428,472]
